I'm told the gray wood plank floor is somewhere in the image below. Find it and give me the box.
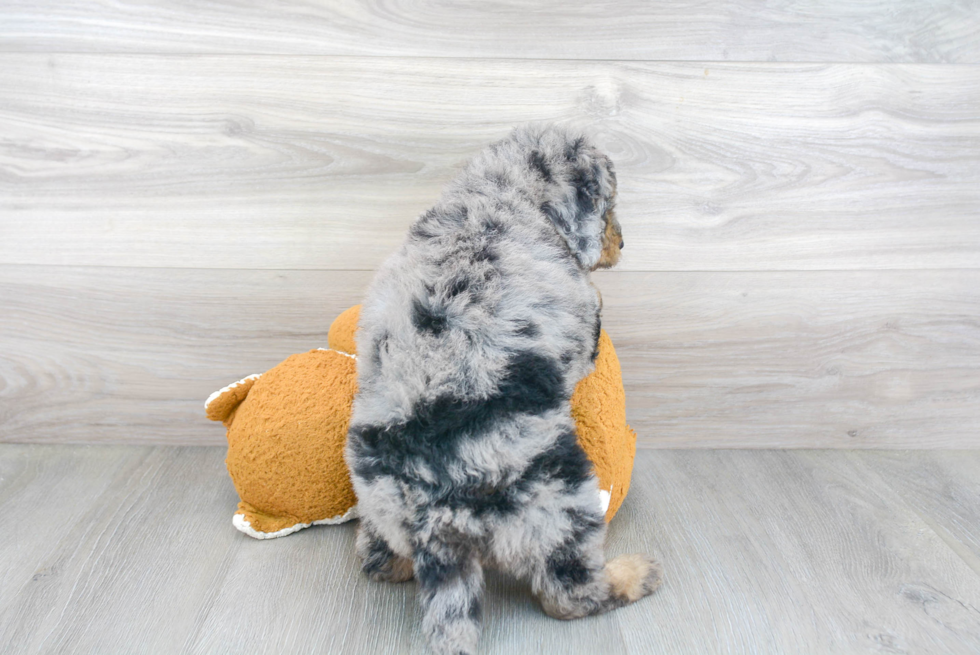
[2,445,979,654]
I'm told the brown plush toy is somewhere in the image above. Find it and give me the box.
[206,305,637,539]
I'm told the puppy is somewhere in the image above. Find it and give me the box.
[345,125,662,655]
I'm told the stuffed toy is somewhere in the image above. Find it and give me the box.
[206,305,637,539]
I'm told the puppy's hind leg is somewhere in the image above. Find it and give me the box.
[533,505,663,620]
[356,521,414,583]
[414,540,484,655]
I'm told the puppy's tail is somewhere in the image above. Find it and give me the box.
[533,504,663,620]
[415,544,484,655]
[538,551,663,620]
[602,553,664,610]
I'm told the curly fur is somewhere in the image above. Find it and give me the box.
[345,125,659,655]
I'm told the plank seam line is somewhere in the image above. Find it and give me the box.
[0,52,978,66]
[3,264,980,274]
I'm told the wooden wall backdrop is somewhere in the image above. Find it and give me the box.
[1,2,978,447]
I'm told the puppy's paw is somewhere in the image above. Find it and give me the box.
[365,554,414,583]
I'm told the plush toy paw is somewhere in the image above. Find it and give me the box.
[232,499,358,540]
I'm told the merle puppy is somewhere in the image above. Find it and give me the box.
[345,125,662,655]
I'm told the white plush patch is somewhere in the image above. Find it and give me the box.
[205,373,262,410]
[599,485,613,514]
[315,348,357,360]
[233,505,359,540]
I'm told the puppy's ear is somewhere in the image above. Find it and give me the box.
[542,141,616,270]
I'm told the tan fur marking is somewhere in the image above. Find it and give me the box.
[606,553,664,602]
[539,595,589,621]
[367,554,414,584]
[385,555,415,583]
[595,208,623,269]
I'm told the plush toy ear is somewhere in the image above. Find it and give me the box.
[327,305,361,355]
[205,374,261,425]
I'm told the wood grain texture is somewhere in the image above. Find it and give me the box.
[1,1,978,62]
[616,449,980,653]
[0,446,241,653]
[1,446,979,654]
[2,55,978,272]
[0,265,371,445]
[0,445,138,616]
[598,269,980,448]
[852,451,980,575]
[2,265,977,448]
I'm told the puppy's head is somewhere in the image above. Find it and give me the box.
[512,125,623,271]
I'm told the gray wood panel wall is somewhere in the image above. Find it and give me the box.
[1,2,978,447]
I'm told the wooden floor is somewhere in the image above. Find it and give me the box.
[2,445,979,654]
